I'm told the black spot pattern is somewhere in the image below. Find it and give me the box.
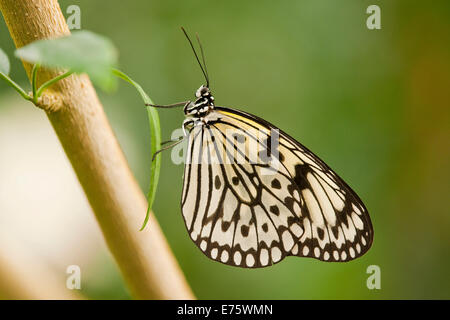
[221,220,231,232]
[293,164,310,191]
[262,223,268,232]
[241,225,249,237]
[284,197,294,211]
[214,175,221,189]
[271,178,281,189]
[317,227,325,240]
[269,205,280,216]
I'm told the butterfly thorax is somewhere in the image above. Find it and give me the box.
[184,85,215,118]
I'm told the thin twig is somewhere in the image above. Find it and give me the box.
[0,71,32,101]
[36,69,74,98]
[31,63,39,103]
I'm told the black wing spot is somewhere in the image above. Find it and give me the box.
[284,197,294,211]
[331,226,340,239]
[241,225,249,237]
[293,164,310,190]
[222,220,231,232]
[317,227,325,240]
[269,205,280,216]
[271,178,281,189]
[261,223,268,232]
[232,176,240,185]
[214,175,222,189]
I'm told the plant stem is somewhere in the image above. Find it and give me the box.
[0,71,32,101]
[31,63,39,103]
[36,70,74,98]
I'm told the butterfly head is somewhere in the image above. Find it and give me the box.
[195,85,211,98]
[184,85,215,117]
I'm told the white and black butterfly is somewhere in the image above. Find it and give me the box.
[149,28,373,268]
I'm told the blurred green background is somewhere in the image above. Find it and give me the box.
[1,0,449,299]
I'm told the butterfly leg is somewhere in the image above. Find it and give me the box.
[145,101,191,109]
[161,138,182,146]
[152,137,186,161]
[152,118,197,161]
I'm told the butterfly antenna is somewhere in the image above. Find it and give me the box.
[181,27,210,88]
[195,32,209,88]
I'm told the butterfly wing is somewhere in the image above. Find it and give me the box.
[181,106,373,267]
[181,122,304,268]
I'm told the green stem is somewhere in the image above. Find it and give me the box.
[31,63,40,103]
[112,69,151,104]
[111,68,161,231]
[0,71,32,101]
[35,70,74,99]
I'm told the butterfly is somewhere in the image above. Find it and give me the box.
[148,28,373,268]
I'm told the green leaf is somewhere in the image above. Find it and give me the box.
[0,48,10,75]
[15,31,118,91]
[112,69,161,230]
